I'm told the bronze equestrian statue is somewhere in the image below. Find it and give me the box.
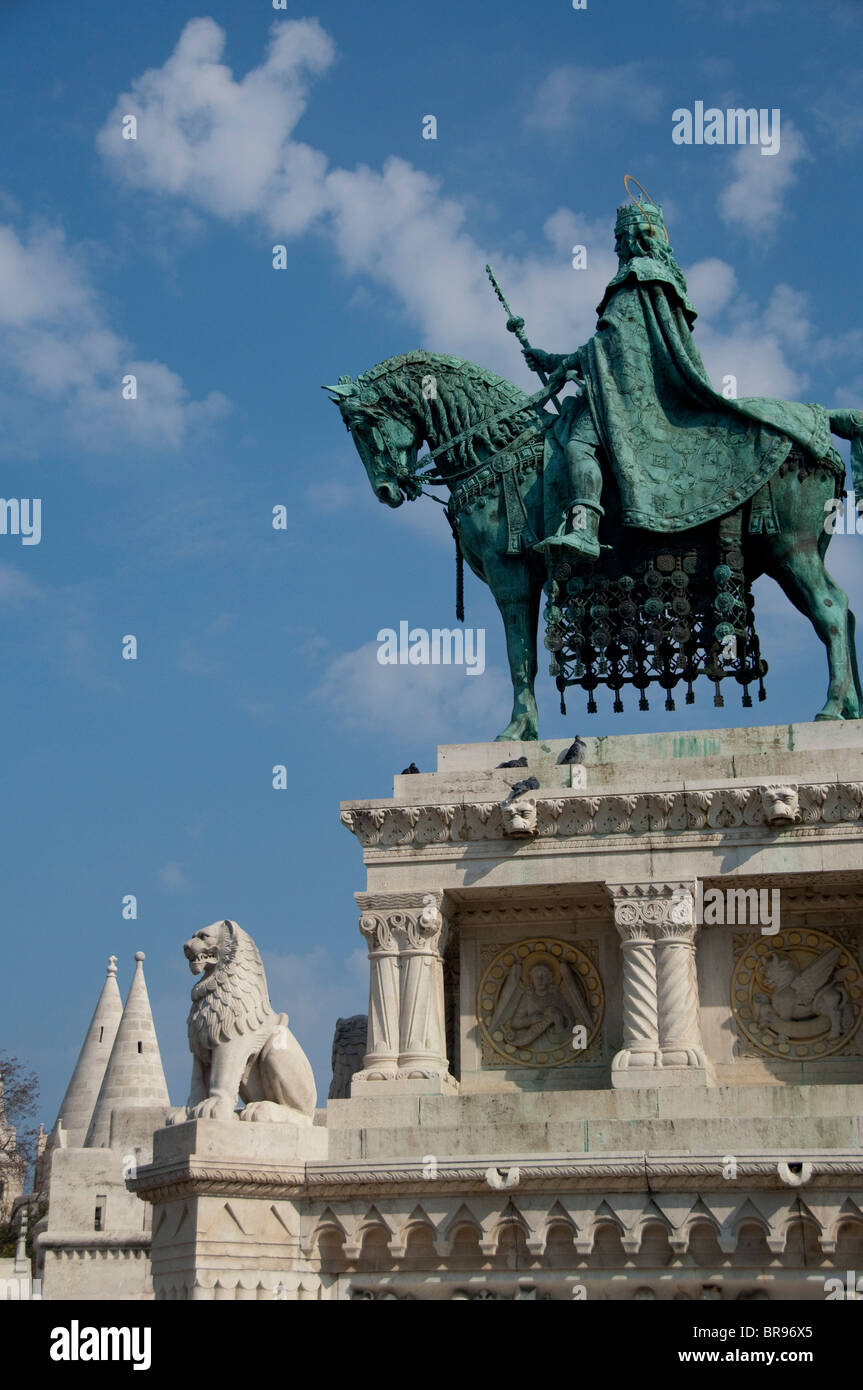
[327,189,863,740]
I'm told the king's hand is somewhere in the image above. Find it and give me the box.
[524,347,560,375]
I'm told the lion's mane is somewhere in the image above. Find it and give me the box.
[187,920,273,1055]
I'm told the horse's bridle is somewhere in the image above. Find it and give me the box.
[355,368,565,500]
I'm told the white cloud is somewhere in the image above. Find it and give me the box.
[176,637,220,676]
[60,611,122,694]
[0,220,229,453]
[0,224,92,327]
[718,120,807,240]
[97,18,334,228]
[525,63,663,133]
[684,260,823,398]
[684,258,737,318]
[762,284,813,351]
[811,66,863,149]
[312,638,512,742]
[694,325,803,399]
[304,478,368,513]
[265,945,368,1096]
[158,861,187,891]
[0,564,41,605]
[96,22,850,419]
[95,22,618,383]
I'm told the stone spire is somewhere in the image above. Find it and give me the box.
[52,956,123,1147]
[85,952,169,1148]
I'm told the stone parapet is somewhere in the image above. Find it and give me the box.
[126,1101,863,1300]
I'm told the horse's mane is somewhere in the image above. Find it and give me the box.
[354,351,539,469]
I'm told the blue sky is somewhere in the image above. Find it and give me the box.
[1,0,862,1124]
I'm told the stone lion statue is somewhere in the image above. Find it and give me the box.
[167,919,317,1125]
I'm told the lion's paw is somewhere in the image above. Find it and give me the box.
[188,1098,237,1122]
[241,1101,298,1124]
[164,1106,190,1127]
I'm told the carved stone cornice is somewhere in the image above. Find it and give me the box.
[129,1159,308,1204]
[37,1234,152,1251]
[130,1151,863,1202]
[340,782,863,847]
[454,901,609,928]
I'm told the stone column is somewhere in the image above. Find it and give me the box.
[396,894,450,1080]
[353,892,458,1095]
[612,917,662,1079]
[609,887,662,1085]
[357,909,401,1080]
[654,889,710,1078]
[607,883,711,1089]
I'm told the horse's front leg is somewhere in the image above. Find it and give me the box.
[486,558,542,741]
[762,532,860,721]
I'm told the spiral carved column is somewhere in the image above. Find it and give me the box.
[608,883,711,1088]
[654,891,709,1071]
[612,917,661,1073]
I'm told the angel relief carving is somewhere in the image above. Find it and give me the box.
[478,939,604,1067]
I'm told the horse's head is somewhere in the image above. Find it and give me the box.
[324,376,422,508]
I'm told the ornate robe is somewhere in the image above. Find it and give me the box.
[573,256,841,531]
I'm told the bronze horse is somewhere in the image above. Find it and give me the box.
[327,351,860,740]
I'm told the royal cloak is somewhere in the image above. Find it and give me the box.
[568,254,843,532]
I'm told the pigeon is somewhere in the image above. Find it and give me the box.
[497,756,528,769]
[401,762,420,775]
[505,775,540,803]
[559,736,587,765]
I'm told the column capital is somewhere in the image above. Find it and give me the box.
[356,891,450,955]
[606,881,696,939]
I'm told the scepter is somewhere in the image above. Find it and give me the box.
[485,263,564,413]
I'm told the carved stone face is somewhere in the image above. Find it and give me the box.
[529,963,553,995]
[501,796,537,837]
[761,785,799,825]
[183,920,232,975]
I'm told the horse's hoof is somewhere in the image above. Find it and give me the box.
[814,711,844,722]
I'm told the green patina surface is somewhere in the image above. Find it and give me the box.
[671,734,724,759]
[576,269,839,531]
[328,191,863,738]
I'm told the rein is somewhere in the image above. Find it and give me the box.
[407,375,563,489]
[366,366,565,621]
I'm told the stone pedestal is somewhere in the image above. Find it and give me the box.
[120,721,863,1301]
[130,1119,328,1301]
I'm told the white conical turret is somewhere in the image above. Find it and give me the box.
[85,952,169,1148]
[52,956,123,1148]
